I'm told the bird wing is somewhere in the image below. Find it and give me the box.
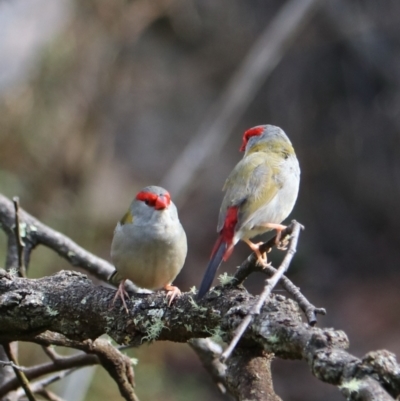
[217,152,280,232]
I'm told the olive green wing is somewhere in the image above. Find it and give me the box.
[217,152,280,232]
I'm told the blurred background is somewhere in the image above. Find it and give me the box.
[1,0,400,399]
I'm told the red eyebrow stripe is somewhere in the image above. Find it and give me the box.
[136,191,171,209]
[136,191,158,204]
[240,126,264,151]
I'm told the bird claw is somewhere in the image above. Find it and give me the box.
[277,241,288,250]
[243,239,270,266]
[256,253,268,266]
[262,260,272,269]
[111,280,130,313]
[255,251,272,268]
[277,234,291,250]
[164,284,181,306]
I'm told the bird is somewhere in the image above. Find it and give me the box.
[109,185,187,311]
[197,124,300,299]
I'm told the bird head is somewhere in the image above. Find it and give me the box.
[120,186,173,225]
[135,186,171,210]
[240,125,294,156]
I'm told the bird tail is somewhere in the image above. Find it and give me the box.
[197,237,233,299]
[198,206,238,299]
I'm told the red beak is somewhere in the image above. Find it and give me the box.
[155,195,170,210]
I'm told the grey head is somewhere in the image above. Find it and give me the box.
[121,185,179,225]
[240,125,292,153]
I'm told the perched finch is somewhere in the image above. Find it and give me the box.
[198,125,300,299]
[110,186,187,311]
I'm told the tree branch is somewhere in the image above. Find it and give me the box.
[234,221,326,325]
[1,192,399,400]
[221,221,303,362]
[2,342,38,401]
[225,350,282,401]
[15,369,75,400]
[189,339,227,394]
[0,193,135,290]
[0,269,398,400]
[0,351,98,396]
[12,197,26,277]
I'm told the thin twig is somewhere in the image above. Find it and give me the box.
[41,346,60,362]
[10,334,138,401]
[221,221,303,362]
[35,388,66,401]
[161,0,322,205]
[15,369,76,399]
[234,221,325,325]
[0,349,98,396]
[233,223,297,285]
[0,193,135,290]
[264,265,326,325]
[5,234,19,271]
[3,343,38,401]
[189,339,227,394]
[12,197,26,277]
[0,360,24,371]
[0,336,139,401]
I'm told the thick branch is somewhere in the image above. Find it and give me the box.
[0,270,398,400]
[225,350,282,401]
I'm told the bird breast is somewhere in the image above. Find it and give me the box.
[111,214,187,290]
[237,153,300,241]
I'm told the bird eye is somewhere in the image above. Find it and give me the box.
[136,191,159,207]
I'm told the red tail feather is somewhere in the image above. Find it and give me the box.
[223,243,234,261]
[210,206,238,262]
[198,206,239,299]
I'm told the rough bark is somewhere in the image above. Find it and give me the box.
[226,350,282,401]
[0,270,398,400]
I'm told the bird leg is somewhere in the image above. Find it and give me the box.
[243,223,288,265]
[112,279,130,313]
[164,284,181,306]
[261,223,287,249]
[243,239,270,267]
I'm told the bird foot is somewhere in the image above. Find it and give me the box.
[261,223,288,249]
[243,239,270,267]
[111,280,130,313]
[268,224,287,244]
[277,237,289,250]
[257,253,272,269]
[164,284,181,306]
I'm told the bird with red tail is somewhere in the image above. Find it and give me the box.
[197,125,300,299]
